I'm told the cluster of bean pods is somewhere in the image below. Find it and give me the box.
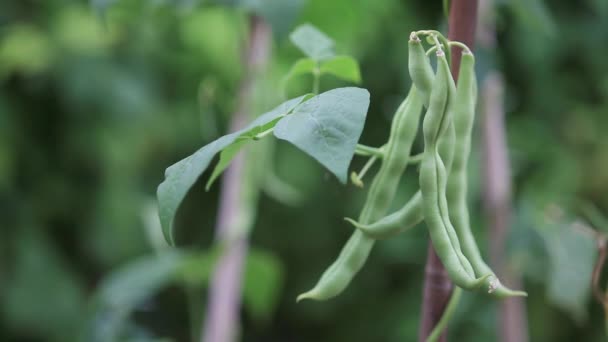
[298,31,526,303]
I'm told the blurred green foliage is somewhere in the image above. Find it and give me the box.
[2,0,608,341]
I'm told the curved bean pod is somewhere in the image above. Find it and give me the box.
[345,191,424,239]
[447,51,526,297]
[297,85,424,301]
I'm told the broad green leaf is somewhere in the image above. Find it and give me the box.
[286,58,316,78]
[91,251,196,341]
[273,87,370,183]
[176,247,223,287]
[320,55,361,84]
[243,249,284,320]
[283,58,316,87]
[205,115,286,191]
[157,95,306,244]
[97,252,184,310]
[205,139,248,191]
[542,224,596,322]
[289,24,335,61]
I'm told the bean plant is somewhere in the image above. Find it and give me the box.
[156,25,526,339]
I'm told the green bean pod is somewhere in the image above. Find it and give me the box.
[447,51,526,297]
[436,63,476,277]
[345,41,456,243]
[420,49,492,291]
[409,32,434,107]
[345,191,424,239]
[297,85,424,301]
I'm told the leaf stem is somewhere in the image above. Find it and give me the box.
[313,63,321,94]
[355,144,385,158]
[253,127,274,140]
[351,155,378,188]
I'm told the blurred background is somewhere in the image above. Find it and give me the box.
[2,0,608,341]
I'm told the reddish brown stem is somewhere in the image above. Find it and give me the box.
[419,1,478,341]
[202,15,271,342]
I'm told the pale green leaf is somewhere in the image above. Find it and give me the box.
[243,249,284,320]
[289,24,335,61]
[273,87,370,183]
[157,95,306,244]
[320,55,361,84]
[543,224,596,322]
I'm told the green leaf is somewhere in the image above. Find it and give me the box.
[320,55,361,84]
[243,249,284,321]
[176,247,223,287]
[509,0,556,38]
[542,224,596,322]
[205,139,248,191]
[97,252,184,310]
[283,57,316,87]
[91,250,207,340]
[3,230,86,341]
[273,87,370,183]
[289,24,335,61]
[238,0,305,38]
[157,95,306,245]
[205,115,287,191]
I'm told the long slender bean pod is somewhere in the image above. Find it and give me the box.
[297,85,424,301]
[420,49,492,291]
[346,37,458,242]
[447,51,526,297]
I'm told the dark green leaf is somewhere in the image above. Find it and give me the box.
[289,24,335,61]
[243,248,284,320]
[509,0,556,38]
[273,87,370,183]
[177,247,223,286]
[320,55,361,84]
[3,230,86,340]
[157,95,306,244]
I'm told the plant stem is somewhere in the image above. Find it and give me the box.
[478,1,528,341]
[313,64,320,94]
[418,1,478,341]
[426,287,463,342]
[202,15,271,342]
[355,144,385,158]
